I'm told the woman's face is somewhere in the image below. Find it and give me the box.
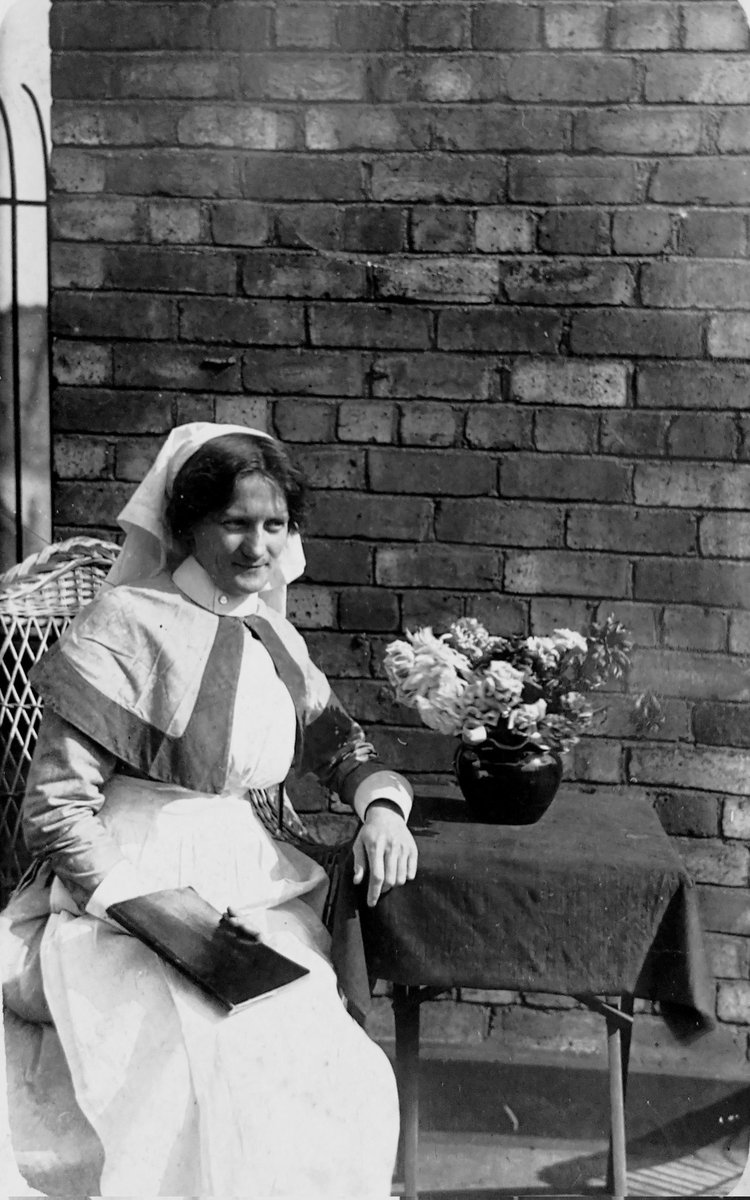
[190,473,290,598]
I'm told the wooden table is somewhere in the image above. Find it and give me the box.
[359,788,715,1200]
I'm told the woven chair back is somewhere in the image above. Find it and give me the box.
[0,538,120,906]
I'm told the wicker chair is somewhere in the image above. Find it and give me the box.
[0,538,121,908]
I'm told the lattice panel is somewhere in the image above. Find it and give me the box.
[0,613,74,905]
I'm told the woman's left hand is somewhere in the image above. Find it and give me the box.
[353,801,418,907]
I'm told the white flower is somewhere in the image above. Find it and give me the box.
[383,627,471,736]
[551,628,587,655]
[507,698,547,731]
[525,636,560,668]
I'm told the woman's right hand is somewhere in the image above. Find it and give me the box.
[220,905,262,941]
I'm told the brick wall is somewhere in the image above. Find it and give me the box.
[49,0,750,1076]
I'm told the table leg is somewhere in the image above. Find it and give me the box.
[606,993,634,1197]
[393,984,420,1200]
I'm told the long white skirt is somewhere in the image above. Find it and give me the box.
[8,777,399,1198]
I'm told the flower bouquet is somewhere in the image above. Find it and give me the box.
[383,616,631,824]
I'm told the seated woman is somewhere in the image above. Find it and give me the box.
[1,422,418,1198]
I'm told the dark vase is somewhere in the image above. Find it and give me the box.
[453,741,563,825]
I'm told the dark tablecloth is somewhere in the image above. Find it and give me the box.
[357,788,715,1030]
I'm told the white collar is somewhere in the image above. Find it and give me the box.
[172,557,262,617]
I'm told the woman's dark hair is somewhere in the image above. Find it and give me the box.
[165,433,307,542]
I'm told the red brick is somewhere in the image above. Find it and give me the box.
[376,257,498,303]
[594,600,658,647]
[103,246,235,294]
[370,155,506,204]
[114,436,167,482]
[667,413,739,460]
[179,297,304,345]
[375,544,501,589]
[600,695,691,742]
[612,209,673,255]
[635,559,750,608]
[51,196,141,242]
[340,206,406,253]
[340,588,400,632]
[51,2,211,50]
[437,308,562,354]
[476,208,536,253]
[436,499,564,548]
[276,205,341,251]
[210,202,272,248]
[574,108,699,155]
[718,110,750,154]
[52,52,117,100]
[699,885,750,936]
[309,303,432,349]
[700,513,750,559]
[694,703,750,749]
[501,453,631,502]
[570,309,704,358]
[500,259,634,306]
[646,57,750,104]
[215,396,269,428]
[708,934,749,981]
[118,56,240,99]
[411,209,474,254]
[53,435,112,480]
[242,349,366,396]
[680,210,747,258]
[275,2,334,48]
[51,148,106,194]
[662,607,727,653]
[652,790,721,838]
[434,106,570,153]
[370,56,503,104]
[296,448,366,489]
[709,315,750,360]
[366,724,455,773]
[52,292,177,340]
[305,629,373,674]
[509,156,644,204]
[273,399,336,443]
[372,353,497,400]
[472,3,540,48]
[335,4,404,51]
[419,999,489,1045]
[534,409,599,454]
[730,612,750,655]
[209,3,272,50]
[717,982,750,1024]
[635,462,750,509]
[242,251,366,300]
[52,340,112,387]
[334,679,420,727]
[54,389,175,433]
[305,106,430,152]
[489,1006,608,1059]
[683,3,748,49]
[241,153,364,201]
[54,481,135,526]
[241,55,366,102]
[530,596,593,635]
[464,402,535,449]
[407,4,470,49]
[628,648,748,700]
[599,409,670,459]
[304,543,372,587]
[370,447,495,495]
[723,799,750,841]
[643,261,750,310]
[147,201,203,245]
[507,55,637,102]
[564,737,623,785]
[466,594,528,635]
[177,106,295,151]
[285,584,336,630]
[611,3,678,50]
[651,157,750,204]
[630,748,750,806]
[401,403,461,447]
[53,101,178,147]
[545,3,607,48]
[567,506,696,556]
[505,550,630,598]
[677,837,750,887]
[637,363,750,410]
[50,245,105,290]
[310,492,433,541]
[337,402,396,444]
[113,343,241,392]
[401,589,468,629]
[538,208,610,255]
[511,360,628,407]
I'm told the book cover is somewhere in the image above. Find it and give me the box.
[107,886,309,1013]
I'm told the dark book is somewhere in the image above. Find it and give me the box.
[107,886,309,1013]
